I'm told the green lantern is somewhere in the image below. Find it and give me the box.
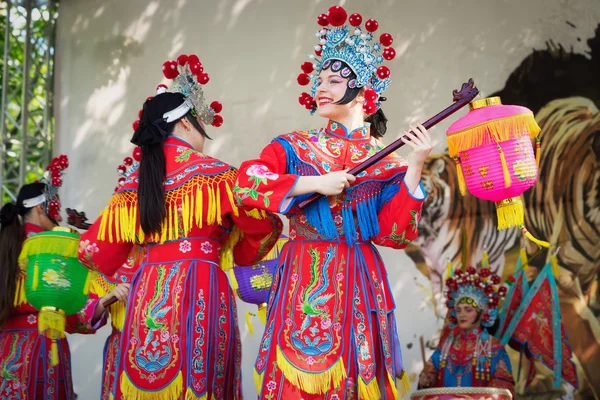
[19,227,94,365]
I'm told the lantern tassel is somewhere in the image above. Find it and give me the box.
[257,303,267,325]
[535,137,541,168]
[496,197,524,230]
[454,157,467,196]
[520,247,529,273]
[498,144,512,188]
[550,253,560,278]
[520,225,550,249]
[445,258,453,280]
[246,312,256,336]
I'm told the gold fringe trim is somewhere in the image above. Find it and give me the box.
[535,137,541,167]
[83,271,95,295]
[454,157,467,196]
[119,370,182,400]
[520,225,550,249]
[496,198,524,230]
[257,303,267,325]
[358,376,381,400]
[254,369,264,394]
[184,387,208,400]
[98,171,240,244]
[220,226,244,271]
[109,301,127,332]
[18,232,80,264]
[498,144,512,188]
[395,371,411,399]
[276,345,346,394]
[447,113,541,157]
[50,340,60,367]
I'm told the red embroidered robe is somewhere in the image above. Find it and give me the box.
[0,223,104,400]
[79,136,283,400]
[235,121,425,400]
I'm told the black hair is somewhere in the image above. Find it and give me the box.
[131,92,207,235]
[0,182,47,326]
[321,59,388,138]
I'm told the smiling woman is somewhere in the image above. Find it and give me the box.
[234,5,433,399]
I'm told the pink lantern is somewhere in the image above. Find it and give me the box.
[446,97,548,246]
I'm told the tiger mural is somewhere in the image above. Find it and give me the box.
[404,152,520,315]
[522,96,600,397]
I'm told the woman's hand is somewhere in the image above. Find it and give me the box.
[103,283,130,307]
[315,169,356,196]
[402,124,433,169]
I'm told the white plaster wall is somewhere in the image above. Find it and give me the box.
[54,0,600,398]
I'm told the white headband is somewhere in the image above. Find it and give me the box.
[163,98,193,123]
[21,193,46,209]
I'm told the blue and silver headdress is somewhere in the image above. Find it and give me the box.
[297,6,396,115]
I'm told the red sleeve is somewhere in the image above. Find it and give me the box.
[78,202,134,277]
[222,171,283,266]
[371,181,424,249]
[64,290,106,334]
[234,141,299,214]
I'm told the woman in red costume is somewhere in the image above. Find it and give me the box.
[0,161,128,399]
[235,6,432,399]
[79,54,282,400]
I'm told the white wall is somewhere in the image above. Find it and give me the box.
[54,0,599,398]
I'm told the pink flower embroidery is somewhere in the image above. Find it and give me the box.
[78,239,89,253]
[266,380,277,391]
[289,230,297,240]
[291,273,298,282]
[336,273,344,281]
[160,331,170,342]
[130,337,138,345]
[179,240,192,253]
[171,335,179,343]
[334,215,343,225]
[246,164,279,180]
[306,357,315,365]
[331,395,340,400]
[27,315,37,325]
[285,318,293,327]
[175,285,182,293]
[333,323,342,331]
[321,318,332,330]
[200,241,213,254]
[148,373,156,383]
[256,358,266,370]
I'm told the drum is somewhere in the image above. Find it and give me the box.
[411,387,513,400]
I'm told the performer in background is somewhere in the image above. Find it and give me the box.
[418,265,515,396]
[0,158,128,400]
[235,6,431,399]
[79,54,283,400]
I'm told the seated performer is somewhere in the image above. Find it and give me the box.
[0,157,128,400]
[418,266,515,396]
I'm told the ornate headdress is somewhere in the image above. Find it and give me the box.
[115,145,141,193]
[33,154,69,220]
[132,53,223,130]
[297,6,395,115]
[444,264,507,328]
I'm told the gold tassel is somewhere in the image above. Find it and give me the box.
[32,261,39,290]
[535,137,541,167]
[254,369,264,394]
[50,339,60,366]
[276,345,346,394]
[184,387,208,400]
[496,197,524,230]
[19,232,80,263]
[454,157,467,196]
[224,182,239,217]
[395,370,411,399]
[520,247,529,273]
[481,248,489,269]
[550,253,560,278]
[447,112,541,157]
[13,274,27,306]
[257,303,267,325]
[83,271,95,295]
[520,225,550,249]
[108,301,127,332]
[358,376,382,400]
[119,370,183,400]
[445,258,453,280]
[246,312,256,335]
[498,144,512,188]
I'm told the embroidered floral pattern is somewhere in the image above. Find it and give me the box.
[234,164,278,208]
[200,241,213,254]
[179,240,192,253]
